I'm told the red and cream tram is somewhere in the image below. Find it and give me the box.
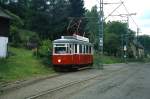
[52,34,93,71]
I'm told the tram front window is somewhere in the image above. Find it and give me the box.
[55,47,67,54]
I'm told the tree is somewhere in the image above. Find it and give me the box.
[49,0,70,39]
[139,35,150,54]
[85,6,99,49]
[27,0,49,39]
[104,21,128,56]
[68,0,86,35]
[27,0,70,40]
[69,0,85,17]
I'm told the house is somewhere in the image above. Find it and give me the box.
[130,40,144,59]
[0,8,11,58]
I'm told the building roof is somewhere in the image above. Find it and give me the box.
[0,8,11,19]
[133,40,144,49]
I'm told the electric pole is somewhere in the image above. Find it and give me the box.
[98,1,123,54]
[99,0,104,54]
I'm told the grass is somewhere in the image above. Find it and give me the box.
[93,52,150,68]
[0,47,54,82]
[93,52,122,68]
[143,58,150,62]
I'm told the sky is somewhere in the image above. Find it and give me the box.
[84,0,150,35]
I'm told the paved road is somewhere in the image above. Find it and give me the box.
[67,63,150,99]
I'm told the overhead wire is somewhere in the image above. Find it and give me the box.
[119,0,139,28]
[96,0,139,29]
[104,2,123,20]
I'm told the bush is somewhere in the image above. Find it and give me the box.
[38,40,53,65]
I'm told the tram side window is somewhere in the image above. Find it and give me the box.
[79,44,82,54]
[89,46,91,54]
[86,45,88,54]
[88,46,90,54]
[55,47,66,54]
[83,45,86,54]
[69,44,72,53]
[67,45,69,53]
[75,44,77,53]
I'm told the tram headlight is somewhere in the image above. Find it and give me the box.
[58,59,61,63]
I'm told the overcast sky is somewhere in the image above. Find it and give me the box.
[84,0,150,35]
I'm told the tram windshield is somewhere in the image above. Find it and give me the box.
[54,47,67,54]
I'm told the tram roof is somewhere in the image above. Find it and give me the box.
[53,38,92,45]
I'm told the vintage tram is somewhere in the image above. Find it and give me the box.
[52,34,93,71]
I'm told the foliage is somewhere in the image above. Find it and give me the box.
[104,33,120,56]
[69,0,85,17]
[19,29,38,45]
[104,21,128,56]
[4,9,24,27]
[10,26,39,48]
[28,34,40,47]
[38,40,53,65]
[85,6,99,49]
[10,26,22,47]
[39,40,52,57]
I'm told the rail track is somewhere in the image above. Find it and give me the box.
[25,65,134,99]
[0,66,92,95]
